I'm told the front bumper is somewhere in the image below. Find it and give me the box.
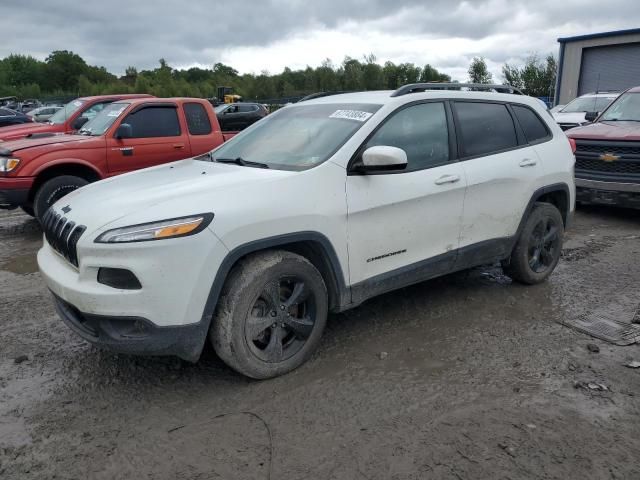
[37,227,229,361]
[0,177,34,209]
[52,293,209,361]
[575,178,640,209]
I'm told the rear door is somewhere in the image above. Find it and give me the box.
[453,101,547,262]
[106,104,192,175]
[346,101,466,293]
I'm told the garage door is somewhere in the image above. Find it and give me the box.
[578,43,640,95]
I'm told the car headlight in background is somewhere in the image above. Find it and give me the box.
[95,213,214,243]
[0,157,20,172]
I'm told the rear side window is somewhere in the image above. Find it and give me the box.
[454,102,518,157]
[123,106,181,138]
[184,103,212,135]
[366,102,449,171]
[512,105,549,143]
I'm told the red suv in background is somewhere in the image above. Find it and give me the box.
[0,94,153,142]
[566,87,640,209]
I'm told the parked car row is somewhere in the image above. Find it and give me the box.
[0,96,235,219]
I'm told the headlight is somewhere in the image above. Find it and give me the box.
[95,213,214,243]
[0,157,20,172]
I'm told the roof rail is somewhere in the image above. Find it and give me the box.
[390,83,524,97]
[298,91,353,102]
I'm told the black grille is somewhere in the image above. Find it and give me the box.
[575,158,640,175]
[42,209,86,267]
[575,140,640,179]
[576,143,640,156]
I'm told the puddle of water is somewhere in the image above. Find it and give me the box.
[2,252,39,274]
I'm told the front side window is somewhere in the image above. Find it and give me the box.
[512,105,550,143]
[210,103,381,170]
[600,93,640,122]
[184,103,212,135]
[365,102,449,171]
[121,106,181,138]
[455,102,518,157]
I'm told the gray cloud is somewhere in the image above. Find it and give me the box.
[1,0,639,77]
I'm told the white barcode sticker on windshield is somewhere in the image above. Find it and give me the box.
[329,110,373,122]
[107,107,126,117]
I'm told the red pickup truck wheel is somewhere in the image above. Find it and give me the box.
[34,175,89,222]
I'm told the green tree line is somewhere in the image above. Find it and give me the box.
[0,50,555,101]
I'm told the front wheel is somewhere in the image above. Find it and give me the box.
[503,202,564,285]
[33,175,89,222]
[211,250,328,379]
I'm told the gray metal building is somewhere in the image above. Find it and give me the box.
[555,28,640,106]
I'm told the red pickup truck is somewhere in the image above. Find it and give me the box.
[0,94,153,142]
[0,97,235,220]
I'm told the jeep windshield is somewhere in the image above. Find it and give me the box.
[79,102,128,136]
[560,96,616,113]
[48,99,85,125]
[209,103,381,171]
[600,92,640,122]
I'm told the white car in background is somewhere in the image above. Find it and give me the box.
[553,91,619,131]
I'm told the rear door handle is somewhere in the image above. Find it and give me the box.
[173,143,185,149]
[434,174,461,185]
[519,158,537,167]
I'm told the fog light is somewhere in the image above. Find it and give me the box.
[97,268,142,290]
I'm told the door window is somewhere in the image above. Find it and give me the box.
[454,102,518,157]
[365,102,449,172]
[122,106,181,138]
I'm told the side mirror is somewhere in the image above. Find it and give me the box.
[71,116,89,130]
[585,111,598,123]
[115,123,133,139]
[358,146,408,173]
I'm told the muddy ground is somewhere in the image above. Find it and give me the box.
[0,206,639,480]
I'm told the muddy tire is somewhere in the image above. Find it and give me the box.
[211,250,328,379]
[33,175,89,222]
[504,202,564,285]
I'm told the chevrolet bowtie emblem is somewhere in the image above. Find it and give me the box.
[600,153,620,162]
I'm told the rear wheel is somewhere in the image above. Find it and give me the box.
[33,175,89,222]
[211,250,328,379]
[503,202,564,284]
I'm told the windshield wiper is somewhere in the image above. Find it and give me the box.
[603,118,640,122]
[215,157,269,169]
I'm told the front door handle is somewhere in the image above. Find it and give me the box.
[173,143,185,149]
[519,158,537,167]
[434,174,461,185]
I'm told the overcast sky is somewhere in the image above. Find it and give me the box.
[2,0,640,80]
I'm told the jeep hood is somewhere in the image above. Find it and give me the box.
[1,134,93,153]
[0,122,62,142]
[566,121,640,141]
[54,158,294,233]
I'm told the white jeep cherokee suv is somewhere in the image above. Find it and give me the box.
[38,83,575,379]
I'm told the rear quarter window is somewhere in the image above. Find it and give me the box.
[512,105,550,143]
[184,103,212,135]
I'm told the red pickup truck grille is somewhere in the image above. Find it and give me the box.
[575,140,640,180]
[42,209,86,267]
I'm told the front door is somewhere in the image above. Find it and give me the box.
[346,101,466,299]
[106,105,192,175]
